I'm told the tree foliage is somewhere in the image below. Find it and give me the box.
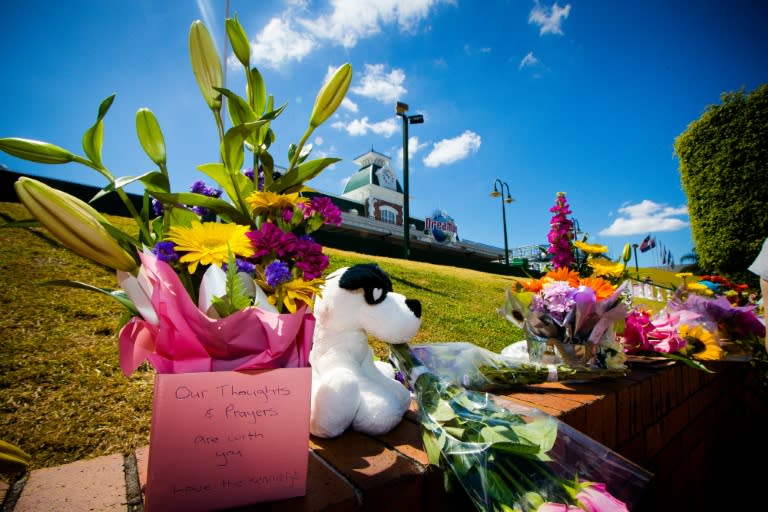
[674,84,768,288]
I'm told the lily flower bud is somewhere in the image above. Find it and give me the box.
[189,20,223,111]
[0,137,75,164]
[14,177,138,272]
[309,63,352,128]
[225,16,251,69]
[136,108,166,166]
[621,242,632,264]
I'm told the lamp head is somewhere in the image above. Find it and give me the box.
[396,101,409,114]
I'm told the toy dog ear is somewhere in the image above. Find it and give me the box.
[339,264,393,305]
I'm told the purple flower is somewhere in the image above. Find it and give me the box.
[547,192,574,269]
[151,198,164,217]
[293,235,329,280]
[534,281,576,324]
[151,241,179,263]
[189,180,222,217]
[246,222,297,259]
[319,198,342,224]
[222,258,256,275]
[311,196,342,226]
[265,260,292,287]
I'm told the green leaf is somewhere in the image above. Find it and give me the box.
[91,172,159,203]
[249,67,267,114]
[421,431,443,466]
[96,94,116,121]
[250,99,285,152]
[165,206,200,228]
[0,218,40,229]
[82,120,104,168]
[150,190,250,225]
[211,249,252,317]
[41,280,140,316]
[260,101,287,122]
[197,162,254,206]
[136,108,166,166]
[81,95,116,168]
[215,87,257,127]
[0,137,75,164]
[138,170,171,195]
[221,121,266,174]
[269,157,340,193]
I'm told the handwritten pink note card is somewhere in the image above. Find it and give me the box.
[144,368,312,511]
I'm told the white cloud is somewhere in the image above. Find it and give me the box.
[341,96,359,113]
[250,17,317,69]
[528,1,571,36]
[599,200,689,236]
[519,51,539,69]
[423,130,481,167]
[350,63,407,104]
[332,116,399,137]
[397,136,429,164]
[223,1,451,70]
[297,0,452,48]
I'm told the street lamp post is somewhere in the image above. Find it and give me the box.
[490,179,514,266]
[396,101,424,260]
[632,243,640,274]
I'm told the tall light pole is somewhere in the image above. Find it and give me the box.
[396,101,424,260]
[632,243,640,274]
[490,179,514,266]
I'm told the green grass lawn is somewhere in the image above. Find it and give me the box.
[0,201,685,479]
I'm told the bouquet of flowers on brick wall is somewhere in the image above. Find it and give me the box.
[1,16,351,376]
[499,192,633,375]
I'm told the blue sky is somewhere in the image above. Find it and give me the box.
[2,0,766,268]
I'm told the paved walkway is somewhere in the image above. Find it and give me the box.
[2,448,146,511]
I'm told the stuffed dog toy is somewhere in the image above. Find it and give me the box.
[309,263,422,438]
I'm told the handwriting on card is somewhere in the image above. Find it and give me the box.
[145,368,311,512]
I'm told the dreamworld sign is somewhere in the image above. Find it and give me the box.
[424,210,457,243]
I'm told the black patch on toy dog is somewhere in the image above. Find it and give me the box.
[338,264,393,305]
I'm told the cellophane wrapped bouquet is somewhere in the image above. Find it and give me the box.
[497,192,634,378]
[622,277,766,372]
[388,344,653,512]
[1,16,352,375]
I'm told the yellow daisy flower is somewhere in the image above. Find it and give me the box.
[588,256,625,278]
[165,221,253,274]
[246,191,309,216]
[679,324,726,361]
[573,240,609,255]
[687,282,714,296]
[261,278,324,313]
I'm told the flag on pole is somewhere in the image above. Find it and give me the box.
[639,234,653,252]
